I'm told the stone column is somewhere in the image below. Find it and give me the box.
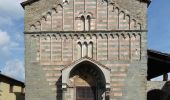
[62,83,67,100]
[62,88,67,100]
[105,88,110,100]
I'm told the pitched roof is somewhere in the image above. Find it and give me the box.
[0,73,25,87]
[21,0,151,8]
[147,49,170,80]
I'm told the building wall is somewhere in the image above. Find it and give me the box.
[147,81,170,100]
[147,81,166,92]
[24,0,147,32]
[30,32,141,65]
[24,0,148,100]
[25,31,147,100]
[0,82,24,100]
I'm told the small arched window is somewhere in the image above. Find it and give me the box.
[77,41,93,59]
[80,16,85,31]
[86,15,91,31]
[77,42,82,59]
[82,42,88,57]
[88,42,93,58]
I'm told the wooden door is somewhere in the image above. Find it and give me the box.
[76,87,96,100]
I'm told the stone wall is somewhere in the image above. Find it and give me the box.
[25,31,147,100]
[0,82,24,100]
[24,0,148,100]
[147,81,166,92]
[24,0,147,32]
[30,32,142,65]
[147,81,170,100]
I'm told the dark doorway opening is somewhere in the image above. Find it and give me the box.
[76,86,96,100]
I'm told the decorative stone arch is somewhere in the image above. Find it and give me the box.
[62,57,111,89]
[41,16,46,31]
[98,34,103,39]
[86,34,92,39]
[36,21,41,31]
[30,24,36,31]
[73,34,79,40]
[61,57,110,100]
[80,34,85,40]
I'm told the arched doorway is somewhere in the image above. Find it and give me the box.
[62,58,110,100]
[69,61,106,100]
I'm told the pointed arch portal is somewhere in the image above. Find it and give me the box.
[62,57,110,100]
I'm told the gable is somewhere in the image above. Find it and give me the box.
[24,0,147,32]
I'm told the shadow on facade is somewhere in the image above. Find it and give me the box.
[147,81,170,100]
[147,89,166,100]
[14,92,25,100]
[56,76,62,100]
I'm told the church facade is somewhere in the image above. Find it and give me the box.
[22,0,149,100]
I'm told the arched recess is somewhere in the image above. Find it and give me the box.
[125,15,130,30]
[62,57,110,100]
[86,15,91,31]
[56,4,63,31]
[36,21,41,31]
[113,7,119,30]
[51,8,57,30]
[46,13,52,30]
[130,19,136,30]
[41,17,46,31]
[80,16,85,31]
[88,42,93,58]
[77,42,82,59]
[30,25,36,31]
[119,11,125,30]
[82,42,88,57]
[130,33,141,60]
[137,23,141,30]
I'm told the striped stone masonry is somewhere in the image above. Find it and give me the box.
[30,32,142,65]
[39,62,130,99]
[24,0,148,100]
[28,31,145,99]
[29,0,142,32]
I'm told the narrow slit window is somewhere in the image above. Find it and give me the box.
[87,15,91,31]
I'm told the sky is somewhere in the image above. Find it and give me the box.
[0,0,170,81]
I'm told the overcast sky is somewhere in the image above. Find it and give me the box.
[0,0,169,81]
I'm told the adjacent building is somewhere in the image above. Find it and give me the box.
[0,73,25,100]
